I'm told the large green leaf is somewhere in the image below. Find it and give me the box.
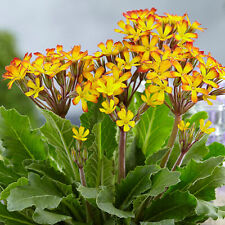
[0,160,20,187]
[145,148,169,166]
[134,98,173,157]
[169,156,224,192]
[84,151,114,187]
[7,173,72,212]
[0,177,28,200]
[0,107,47,174]
[40,110,78,181]
[204,142,225,160]
[23,159,70,185]
[32,208,71,225]
[189,166,225,201]
[0,203,35,225]
[148,168,180,197]
[143,191,197,222]
[115,165,159,210]
[96,187,134,218]
[140,220,174,225]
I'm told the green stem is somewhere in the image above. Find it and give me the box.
[160,114,181,168]
[118,128,127,183]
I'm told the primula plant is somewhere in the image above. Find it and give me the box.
[1,8,225,225]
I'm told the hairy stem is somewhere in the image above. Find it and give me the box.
[160,114,181,168]
[118,128,127,183]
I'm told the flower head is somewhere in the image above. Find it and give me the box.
[25,78,44,98]
[178,120,190,132]
[199,119,215,134]
[116,108,135,132]
[72,126,89,141]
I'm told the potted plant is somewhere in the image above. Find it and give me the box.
[0,8,225,225]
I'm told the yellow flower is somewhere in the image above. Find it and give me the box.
[178,120,190,131]
[99,99,117,114]
[116,50,140,70]
[116,108,135,132]
[72,82,98,112]
[25,78,44,98]
[199,119,215,134]
[72,126,89,141]
[97,76,124,96]
[141,89,163,107]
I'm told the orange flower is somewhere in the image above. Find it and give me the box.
[3,56,30,89]
[154,24,173,41]
[175,20,198,44]
[137,15,159,32]
[198,63,219,88]
[181,75,208,103]
[62,45,88,63]
[95,40,120,57]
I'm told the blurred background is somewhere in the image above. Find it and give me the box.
[0,1,225,223]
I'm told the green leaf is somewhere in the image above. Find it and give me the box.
[0,203,35,225]
[40,110,78,181]
[143,191,197,222]
[0,177,28,200]
[85,151,114,187]
[77,185,98,199]
[7,173,72,211]
[96,187,134,218]
[23,159,70,185]
[189,166,225,201]
[140,219,175,225]
[145,148,169,165]
[187,111,208,127]
[196,200,219,220]
[115,165,159,209]
[32,208,71,225]
[182,135,209,165]
[91,117,117,160]
[204,142,225,160]
[134,100,173,157]
[169,156,224,192]
[0,160,20,187]
[0,107,47,173]
[148,168,180,197]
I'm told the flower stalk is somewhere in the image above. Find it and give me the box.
[160,114,181,168]
[118,128,127,182]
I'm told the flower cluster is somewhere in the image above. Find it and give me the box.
[3,8,225,132]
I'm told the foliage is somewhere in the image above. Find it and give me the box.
[1,8,225,225]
